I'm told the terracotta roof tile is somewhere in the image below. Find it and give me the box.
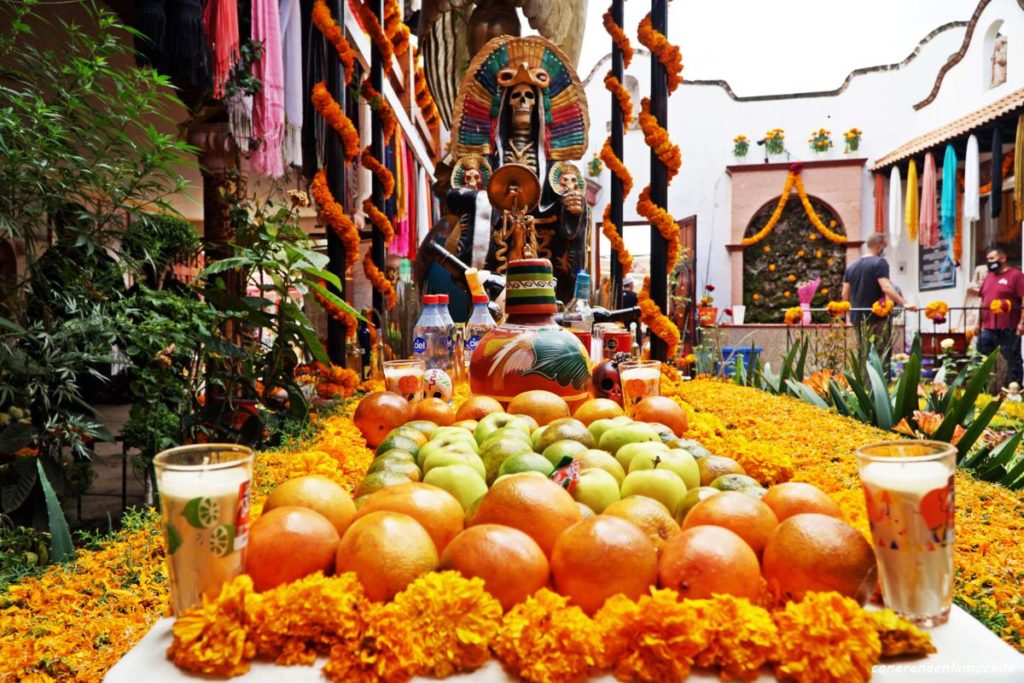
[871,86,1024,170]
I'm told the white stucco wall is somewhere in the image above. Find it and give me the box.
[582,0,1024,323]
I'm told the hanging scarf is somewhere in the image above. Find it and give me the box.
[251,0,285,177]
[964,134,980,222]
[1015,114,1024,221]
[940,144,957,241]
[280,0,303,168]
[919,152,938,246]
[905,159,919,242]
[992,125,1003,218]
[134,0,167,67]
[888,166,903,247]
[873,173,885,233]
[203,0,239,99]
[166,0,211,90]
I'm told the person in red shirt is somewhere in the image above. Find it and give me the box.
[970,246,1024,386]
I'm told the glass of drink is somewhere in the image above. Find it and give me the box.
[855,440,956,627]
[154,444,254,615]
[383,359,426,402]
[618,360,662,415]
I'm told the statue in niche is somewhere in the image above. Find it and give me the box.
[445,35,590,302]
[992,34,1008,88]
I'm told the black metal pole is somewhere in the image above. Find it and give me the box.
[649,0,668,360]
[370,0,386,319]
[609,0,625,310]
[324,0,347,364]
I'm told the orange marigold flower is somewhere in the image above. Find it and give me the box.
[311,0,355,82]
[868,609,936,657]
[310,83,359,161]
[991,298,1013,314]
[600,136,633,196]
[639,98,681,184]
[695,594,779,680]
[167,575,259,677]
[602,10,633,67]
[603,73,633,127]
[638,14,683,93]
[311,169,360,271]
[602,204,633,276]
[784,307,803,325]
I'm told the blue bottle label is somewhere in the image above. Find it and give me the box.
[413,337,427,354]
[466,334,482,352]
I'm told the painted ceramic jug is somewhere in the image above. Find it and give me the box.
[469,259,592,410]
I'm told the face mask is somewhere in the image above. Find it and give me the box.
[988,261,1001,272]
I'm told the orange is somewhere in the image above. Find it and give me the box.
[470,474,582,556]
[353,392,412,448]
[603,496,680,553]
[413,397,457,426]
[658,525,762,600]
[245,506,340,592]
[550,515,658,615]
[630,396,688,437]
[439,524,550,611]
[762,513,877,604]
[572,398,625,426]
[336,511,438,601]
[456,395,504,422]
[507,390,570,427]
[697,455,745,486]
[682,491,778,556]
[263,475,357,537]
[761,482,843,522]
[353,482,463,553]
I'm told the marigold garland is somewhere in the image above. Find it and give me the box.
[872,298,895,317]
[313,283,358,332]
[599,136,633,196]
[363,245,397,310]
[639,98,681,185]
[311,0,355,83]
[601,204,633,276]
[924,300,950,321]
[360,78,397,144]
[604,73,633,128]
[637,186,681,270]
[311,169,360,271]
[794,173,846,243]
[356,2,393,71]
[638,275,681,358]
[741,169,847,246]
[602,9,633,68]
[362,197,394,246]
[310,83,360,161]
[414,65,441,131]
[826,300,851,318]
[638,14,683,93]
[383,0,409,61]
[361,145,395,200]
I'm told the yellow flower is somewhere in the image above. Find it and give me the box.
[796,249,805,257]
[821,287,829,295]
[809,232,818,240]
[787,274,796,282]
[753,293,761,301]
[826,300,850,317]
[167,575,259,677]
[869,609,936,657]
[768,264,776,272]
[991,298,1012,314]
[774,592,881,682]
[924,300,950,320]
[784,307,803,325]
[784,290,791,297]
[763,245,772,253]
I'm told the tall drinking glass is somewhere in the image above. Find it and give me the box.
[383,359,426,403]
[619,360,662,415]
[855,440,956,627]
[154,444,254,615]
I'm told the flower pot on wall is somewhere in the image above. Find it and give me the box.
[698,306,718,326]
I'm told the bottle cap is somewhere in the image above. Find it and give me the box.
[438,294,450,304]
[472,294,489,305]
[423,295,439,304]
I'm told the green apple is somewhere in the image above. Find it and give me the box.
[628,448,700,491]
[371,449,417,467]
[644,422,679,443]
[572,468,621,513]
[416,437,477,468]
[674,486,720,522]
[479,435,534,484]
[598,424,660,457]
[667,438,712,459]
[614,440,669,471]
[536,417,595,452]
[588,418,621,443]
[422,449,487,480]
[515,414,540,434]
[620,469,687,514]
[366,458,421,481]
[541,439,589,467]
[423,464,488,511]
[375,433,421,458]
[475,412,533,445]
[531,425,549,451]
[480,426,533,452]
[574,449,626,484]
[611,415,633,425]
[432,426,480,445]
[403,420,439,439]
[498,452,555,478]
[711,473,761,491]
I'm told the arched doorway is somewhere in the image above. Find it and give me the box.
[741,195,846,323]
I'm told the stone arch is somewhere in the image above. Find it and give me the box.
[983,19,1007,88]
[741,194,846,324]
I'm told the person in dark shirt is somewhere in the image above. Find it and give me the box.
[621,274,638,308]
[842,233,915,356]
[969,245,1024,387]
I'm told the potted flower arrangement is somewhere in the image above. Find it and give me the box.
[765,128,785,156]
[697,283,717,326]
[733,134,749,158]
[843,127,862,153]
[809,128,833,154]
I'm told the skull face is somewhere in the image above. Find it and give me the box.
[559,170,579,194]
[509,84,536,131]
[591,359,622,405]
[463,168,482,189]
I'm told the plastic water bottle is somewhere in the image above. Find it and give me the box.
[562,271,595,354]
[464,294,496,370]
[436,293,456,368]
[413,295,448,370]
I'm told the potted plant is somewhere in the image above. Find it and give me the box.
[765,128,785,157]
[697,284,718,326]
[809,128,833,155]
[843,128,862,154]
[733,134,750,159]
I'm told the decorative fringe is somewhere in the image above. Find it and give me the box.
[283,122,303,169]
[165,0,211,90]
[228,94,253,147]
[134,0,167,67]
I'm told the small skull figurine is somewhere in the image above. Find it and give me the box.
[591,352,632,406]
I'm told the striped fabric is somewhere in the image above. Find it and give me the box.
[505,258,557,316]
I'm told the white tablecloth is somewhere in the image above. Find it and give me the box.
[105,606,1024,682]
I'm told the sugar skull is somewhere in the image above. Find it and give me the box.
[592,352,632,405]
[423,368,454,402]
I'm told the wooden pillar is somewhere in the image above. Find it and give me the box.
[608,0,625,309]
[648,0,668,360]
